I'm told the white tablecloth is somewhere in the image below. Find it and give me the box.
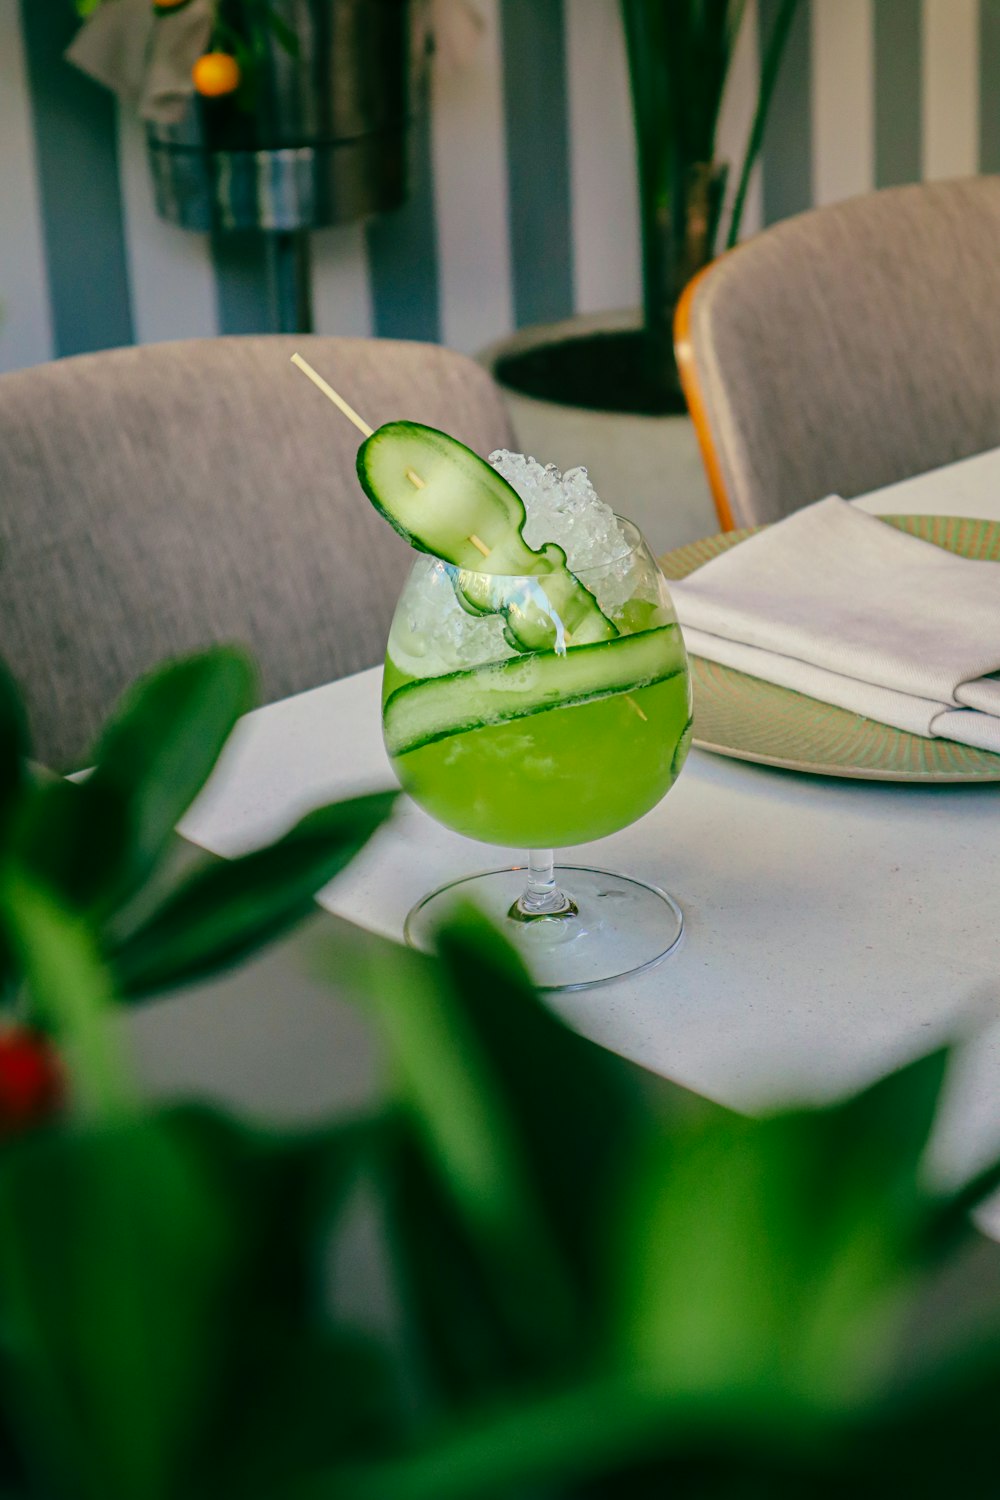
[175,447,1000,1224]
[850,445,1000,521]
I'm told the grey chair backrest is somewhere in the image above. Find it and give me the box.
[677,176,1000,529]
[0,334,514,769]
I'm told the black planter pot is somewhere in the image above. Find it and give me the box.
[146,0,413,233]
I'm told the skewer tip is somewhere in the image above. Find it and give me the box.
[289,353,374,439]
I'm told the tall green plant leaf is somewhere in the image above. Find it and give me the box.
[726,0,801,248]
[622,0,747,399]
[622,0,799,398]
[109,791,396,997]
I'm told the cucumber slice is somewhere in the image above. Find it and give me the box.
[449,567,595,652]
[357,422,617,651]
[383,625,687,758]
[671,712,694,781]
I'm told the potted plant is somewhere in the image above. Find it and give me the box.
[69,0,415,331]
[4,640,1000,1497]
[483,0,800,552]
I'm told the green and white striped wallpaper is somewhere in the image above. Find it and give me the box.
[0,0,996,376]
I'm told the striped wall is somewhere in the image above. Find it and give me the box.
[0,0,996,375]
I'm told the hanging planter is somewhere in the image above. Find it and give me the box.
[150,0,413,233]
[70,0,415,234]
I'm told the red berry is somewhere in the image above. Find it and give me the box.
[0,1028,64,1137]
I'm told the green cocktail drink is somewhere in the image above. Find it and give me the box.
[383,615,692,848]
[364,429,692,990]
[289,352,695,987]
[354,414,692,989]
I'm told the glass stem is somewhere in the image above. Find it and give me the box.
[510,850,577,922]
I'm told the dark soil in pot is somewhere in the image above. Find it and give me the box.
[494,329,689,418]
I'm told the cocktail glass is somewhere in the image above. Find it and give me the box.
[382,518,693,990]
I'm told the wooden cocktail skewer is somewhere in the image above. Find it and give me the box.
[290,352,373,437]
[291,353,492,557]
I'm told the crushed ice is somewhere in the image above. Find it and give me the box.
[488,451,627,572]
[389,451,652,677]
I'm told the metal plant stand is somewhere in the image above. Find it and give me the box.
[146,0,412,334]
[267,230,314,335]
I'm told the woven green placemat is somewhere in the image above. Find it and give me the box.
[658,515,1000,782]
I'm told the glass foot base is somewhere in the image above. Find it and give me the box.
[403,864,683,992]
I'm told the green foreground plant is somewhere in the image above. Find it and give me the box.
[1,646,1000,1497]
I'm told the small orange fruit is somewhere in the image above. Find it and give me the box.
[154,0,190,9]
[192,52,241,98]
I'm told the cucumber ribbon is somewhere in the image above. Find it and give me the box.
[357,421,619,652]
[383,626,688,758]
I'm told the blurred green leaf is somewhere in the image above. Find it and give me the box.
[9,777,130,920]
[163,1108,402,1497]
[346,910,652,1401]
[1,872,132,1122]
[0,1103,396,1500]
[109,791,396,997]
[294,1339,1000,1500]
[0,1113,233,1500]
[11,649,257,919]
[616,1051,949,1417]
[924,1148,1000,1256]
[84,648,257,903]
[209,1328,399,1500]
[382,1121,544,1405]
[165,1105,378,1327]
[341,923,576,1395]
[432,914,652,1314]
[291,1374,681,1500]
[886,1234,1000,1417]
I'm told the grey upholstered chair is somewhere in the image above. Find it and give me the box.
[675,176,1000,529]
[0,334,514,769]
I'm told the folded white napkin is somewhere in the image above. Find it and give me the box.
[669,496,1000,754]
